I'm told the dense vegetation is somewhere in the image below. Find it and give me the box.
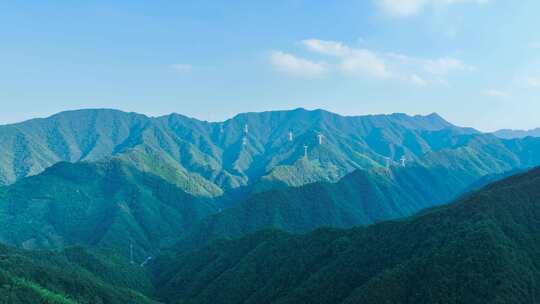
[0,152,516,257]
[1,152,539,303]
[0,244,157,303]
[0,159,217,259]
[155,166,540,304]
[2,109,540,303]
[176,161,517,251]
[2,108,539,203]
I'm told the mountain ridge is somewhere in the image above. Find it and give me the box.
[0,107,486,196]
[494,127,540,139]
[155,165,540,304]
[0,107,456,129]
[174,160,518,251]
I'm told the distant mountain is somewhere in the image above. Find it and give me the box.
[0,158,217,258]
[155,166,540,304]
[0,244,156,303]
[493,128,540,139]
[0,108,483,199]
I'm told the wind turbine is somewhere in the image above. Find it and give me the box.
[317,133,324,145]
[130,241,134,264]
[400,156,407,167]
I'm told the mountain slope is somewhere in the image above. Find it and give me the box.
[0,245,157,304]
[177,162,473,250]
[3,108,540,255]
[155,166,540,304]
[0,159,217,258]
[176,153,533,251]
[0,108,497,197]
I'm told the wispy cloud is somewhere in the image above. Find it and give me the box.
[530,41,540,49]
[271,39,474,85]
[483,89,509,98]
[422,57,475,75]
[389,52,475,79]
[171,64,193,72]
[524,76,540,88]
[269,51,327,78]
[375,0,489,17]
[410,74,429,86]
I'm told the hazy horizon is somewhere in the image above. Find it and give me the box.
[2,1,540,131]
[0,106,506,132]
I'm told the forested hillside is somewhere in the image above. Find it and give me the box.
[155,166,540,304]
[3,108,536,202]
[0,245,157,303]
[0,159,217,258]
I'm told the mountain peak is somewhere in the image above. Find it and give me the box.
[418,112,453,127]
[425,112,444,119]
[493,128,540,139]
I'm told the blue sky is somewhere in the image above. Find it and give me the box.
[0,0,539,131]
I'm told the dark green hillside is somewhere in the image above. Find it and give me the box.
[0,159,216,258]
[156,166,540,304]
[176,161,507,250]
[0,244,157,303]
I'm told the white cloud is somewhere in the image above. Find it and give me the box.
[389,53,474,77]
[422,57,475,75]
[171,64,192,71]
[339,50,391,78]
[302,39,353,57]
[524,77,540,88]
[530,41,540,49]
[269,51,326,77]
[271,39,474,85]
[410,74,428,86]
[302,39,391,79]
[483,89,509,98]
[375,0,489,17]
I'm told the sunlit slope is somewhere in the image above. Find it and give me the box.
[0,159,217,258]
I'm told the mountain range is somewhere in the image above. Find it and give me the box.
[3,163,540,303]
[155,165,540,304]
[0,108,488,198]
[493,128,540,139]
[2,108,540,302]
[2,108,540,256]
